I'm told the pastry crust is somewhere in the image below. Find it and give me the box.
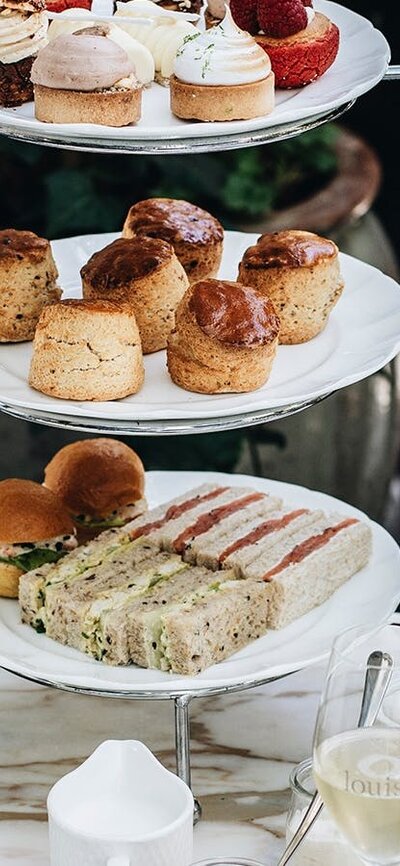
[33,83,142,126]
[82,237,189,354]
[0,229,60,342]
[238,230,344,344]
[29,299,144,401]
[257,13,340,89]
[170,71,275,122]
[167,280,280,394]
[122,198,224,284]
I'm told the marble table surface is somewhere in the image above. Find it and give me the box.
[0,664,327,865]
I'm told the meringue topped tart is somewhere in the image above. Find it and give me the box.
[31,28,143,126]
[170,7,275,121]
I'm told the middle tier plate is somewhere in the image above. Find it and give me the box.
[0,230,399,434]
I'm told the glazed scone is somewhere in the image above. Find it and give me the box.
[81,237,189,354]
[122,198,224,284]
[31,30,143,126]
[170,9,274,122]
[238,230,344,344]
[167,279,280,394]
[29,299,144,401]
[0,229,60,342]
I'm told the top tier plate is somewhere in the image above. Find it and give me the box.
[0,1,390,154]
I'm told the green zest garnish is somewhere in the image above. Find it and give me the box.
[0,548,66,573]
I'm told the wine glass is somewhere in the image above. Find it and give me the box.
[313,622,400,866]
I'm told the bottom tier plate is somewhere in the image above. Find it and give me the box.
[0,471,398,698]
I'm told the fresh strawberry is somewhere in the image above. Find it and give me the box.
[258,0,308,38]
[230,0,259,35]
[46,0,91,10]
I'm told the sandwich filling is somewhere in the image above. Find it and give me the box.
[261,518,359,581]
[0,531,77,572]
[75,499,146,530]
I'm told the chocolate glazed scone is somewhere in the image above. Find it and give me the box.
[122,198,224,284]
[0,229,60,342]
[29,299,144,401]
[238,230,344,344]
[167,279,280,394]
[81,237,189,354]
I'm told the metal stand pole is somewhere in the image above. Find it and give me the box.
[174,694,202,824]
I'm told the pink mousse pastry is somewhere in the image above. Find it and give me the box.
[30,28,143,125]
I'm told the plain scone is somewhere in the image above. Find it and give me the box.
[238,230,344,344]
[81,237,189,354]
[29,299,144,401]
[122,198,224,284]
[0,229,60,342]
[167,279,280,393]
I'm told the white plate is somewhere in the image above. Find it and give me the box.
[0,471,398,696]
[0,230,400,423]
[0,1,390,144]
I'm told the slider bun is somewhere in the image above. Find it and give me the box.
[0,479,75,543]
[0,562,23,599]
[44,438,145,519]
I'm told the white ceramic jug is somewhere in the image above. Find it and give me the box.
[47,740,194,866]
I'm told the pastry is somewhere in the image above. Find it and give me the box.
[47,13,155,86]
[231,0,340,89]
[167,278,280,393]
[0,0,48,107]
[20,481,372,671]
[238,230,344,344]
[81,236,189,354]
[44,438,147,542]
[122,198,224,284]
[170,8,275,122]
[31,29,143,125]
[0,478,77,599]
[114,1,200,85]
[29,298,144,400]
[0,229,60,342]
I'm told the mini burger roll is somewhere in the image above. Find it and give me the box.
[0,479,77,599]
[44,438,147,542]
[81,237,189,354]
[122,198,224,284]
[29,299,144,401]
[167,279,280,394]
[238,230,344,344]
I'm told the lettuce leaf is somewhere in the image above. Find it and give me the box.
[0,548,66,573]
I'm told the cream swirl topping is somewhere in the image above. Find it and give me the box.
[0,7,48,64]
[174,7,271,86]
[31,33,135,91]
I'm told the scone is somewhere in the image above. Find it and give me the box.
[31,29,143,126]
[231,0,339,89]
[170,8,274,122]
[0,229,60,342]
[29,299,144,400]
[122,198,224,284]
[0,0,48,107]
[238,230,344,344]
[81,237,189,354]
[167,279,280,393]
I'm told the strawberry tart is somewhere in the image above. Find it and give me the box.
[231,0,340,89]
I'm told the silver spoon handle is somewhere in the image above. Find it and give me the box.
[276,650,393,866]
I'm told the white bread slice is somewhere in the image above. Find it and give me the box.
[183,496,282,568]
[147,487,264,552]
[223,510,324,576]
[19,524,133,628]
[44,540,162,644]
[159,579,271,676]
[127,483,226,541]
[247,516,372,629]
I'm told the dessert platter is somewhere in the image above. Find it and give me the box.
[0,0,391,153]
[0,227,399,434]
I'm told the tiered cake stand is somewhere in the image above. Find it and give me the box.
[0,0,399,822]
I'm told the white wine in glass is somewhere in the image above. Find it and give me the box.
[313,624,400,866]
